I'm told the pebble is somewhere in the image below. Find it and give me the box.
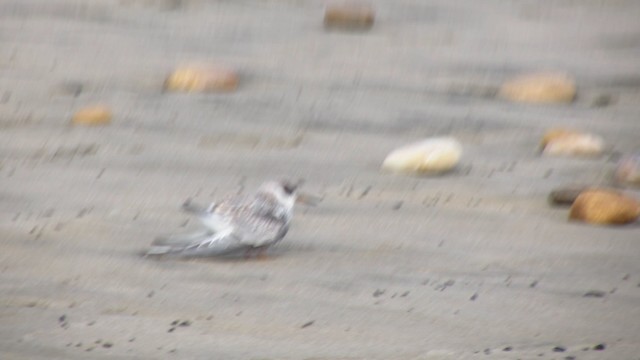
[552,346,566,352]
[499,72,576,103]
[324,3,375,31]
[569,189,640,225]
[591,94,614,108]
[541,128,604,157]
[71,105,112,126]
[540,128,580,148]
[381,137,462,175]
[56,81,84,97]
[548,185,589,206]
[164,63,238,92]
[615,152,640,187]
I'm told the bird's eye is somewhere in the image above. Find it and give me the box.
[282,183,296,195]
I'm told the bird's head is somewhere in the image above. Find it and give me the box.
[258,179,302,210]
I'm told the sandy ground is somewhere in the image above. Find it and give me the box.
[1,0,640,359]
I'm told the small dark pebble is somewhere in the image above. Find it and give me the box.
[58,315,67,323]
[58,81,84,97]
[582,347,590,351]
[95,339,102,344]
[484,348,491,355]
[373,289,385,297]
[593,343,606,351]
[530,280,538,288]
[87,321,96,326]
[591,94,614,108]
[548,186,587,206]
[392,201,403,210]
[622,274,630,281]
[102,342,113,348]
[147,291,155,298]
[400,291,410,297]
[439,279,455,291]
[169,349,177,353]
[565,356,576,360]
[583,290,606,298]
[86,347,95,352]
[168,327,175,333]
[179,320,191,327]
[357,186,372,199]
[170,320,179,326]
[75,343,82,347]
[553,346,566,352]
[470,293,478,301]
[503,346,513,351]
[128,338,136,342]
[301,320,315,329]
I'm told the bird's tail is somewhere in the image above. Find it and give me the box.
[146,230,212,256]
[181,199,231,233]
[181,199,215,217]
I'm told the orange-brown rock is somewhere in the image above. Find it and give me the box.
[71,105,112,126]
[164,63,238,93]
[569,189,640,225]
[499,72,576,103]
[324,3,375,30]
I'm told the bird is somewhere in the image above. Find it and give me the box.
[147,180,304,258]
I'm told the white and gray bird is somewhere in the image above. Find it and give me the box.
[147,180,306,258]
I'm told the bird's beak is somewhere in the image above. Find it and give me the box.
[296,192,323,206]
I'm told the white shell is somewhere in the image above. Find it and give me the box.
[382,137,462,174]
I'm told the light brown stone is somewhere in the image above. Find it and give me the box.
[499,72,576,103]
[324,3,375,30]
[569,189,640,225]
[540,128,604,157]
[381,137,462,175]
[540,128,579,148]
[71,105,112,126]
[164,64,238,93]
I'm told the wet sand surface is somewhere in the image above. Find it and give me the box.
[1,0,639,359]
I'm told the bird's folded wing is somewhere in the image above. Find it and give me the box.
[148,230,247,256]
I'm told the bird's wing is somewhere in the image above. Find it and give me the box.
[230,195,289,247]
[147,229,247,257]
